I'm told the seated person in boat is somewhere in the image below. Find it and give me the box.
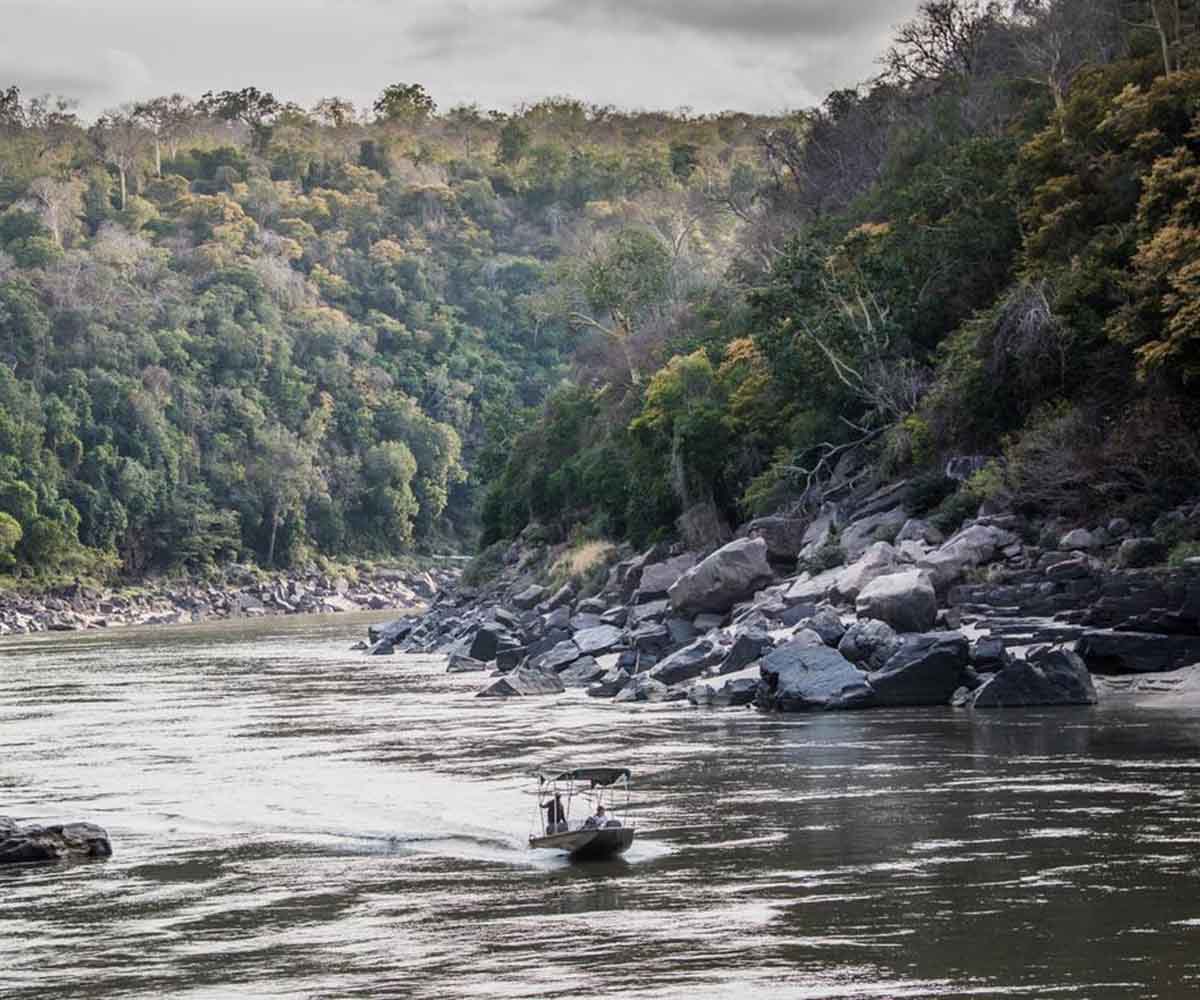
[544,794,567,832]
[584,804,620,828]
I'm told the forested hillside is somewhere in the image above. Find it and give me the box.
[481,0,1200,568]
[5,0,1200,587]
[0,81,775,578]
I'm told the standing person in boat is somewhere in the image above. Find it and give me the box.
[544,793,566,832]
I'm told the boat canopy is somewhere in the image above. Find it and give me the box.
[544,767,631,787]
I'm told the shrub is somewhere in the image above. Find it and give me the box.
[1168,541,1200,567]
[801,531,845,574]
[549,539,616,596]
[461,540,507,588]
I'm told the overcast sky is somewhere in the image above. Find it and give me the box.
[2,0,924,119]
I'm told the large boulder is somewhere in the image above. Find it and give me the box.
[744,516,808,564]
[1059,527,1100,551]
[831,542,898,602]
[840,506,908,562]
[0,817,112,864]
[855,570,937,633]
[837,619,901,671]
[756,640,874,712]
[477,666,565,698]
[572,624,625,657]
[867,632,969,707]
[636,553,699,602]
[783,567,843,604]
[668,538,775,615]
[963,647,1097,708]
[468,624,507,662]
[1075,630,1200,674]
[917,523,1018,590]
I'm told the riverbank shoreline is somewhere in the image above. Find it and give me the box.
[364,484,1200,713]
[0,563,456,636]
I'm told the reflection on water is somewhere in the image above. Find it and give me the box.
[2,614,1200,998]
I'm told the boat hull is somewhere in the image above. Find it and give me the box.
[529,826,635,860]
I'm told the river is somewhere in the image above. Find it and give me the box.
[2,614,1200,999]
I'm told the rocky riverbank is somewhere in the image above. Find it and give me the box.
[365,482,1200,713]
[0,564,455,636]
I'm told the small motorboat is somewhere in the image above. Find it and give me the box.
[529,766,636,860]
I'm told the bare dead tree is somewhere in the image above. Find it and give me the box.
[882,0,1007,85]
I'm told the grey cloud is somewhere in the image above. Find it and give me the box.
[529,0,916,42]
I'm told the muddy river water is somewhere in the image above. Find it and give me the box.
[2,614,1200,998]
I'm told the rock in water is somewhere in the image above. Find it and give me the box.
[0,817,112,864]
[867,632,969,707]
[476,667,565,698]
[756,639,874,712]
[688,666,761,707]
[964,647,1097,708]
[855,570,938,633]
[668,538,775,615]
[447,653,487,673]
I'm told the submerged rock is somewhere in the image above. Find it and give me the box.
[476,666,565,698]
[0,817,112,864]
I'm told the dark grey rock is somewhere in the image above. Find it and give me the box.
[837,619,901,671]
[716,627,772,675]
[530,640,582,673]
[1075,630,1200,675]
[559,656,605,687]
[649,638,726,686]
[668,538,775,615]
[512,585,546,610]
[688,666,761,707]
[805,608,846,647]
[600,606,630,627]
[447,653,488,673]
[636,553,699,602]
[965,647,1097,708]
[575,597,609,615]
[588,668,631,698]
[970,636,1010,670]
[744,516,808,563]
[855,571,937,633]
[0,818,112,864]
[666,617,699,646]
[614,674,673,703]
[568,612,604,632]
[476,666,565,698]
[629,599,670,624]
[541,606,571,631]
[468,624,505,662]
[756,640,875,712]
[867,632,969,707]
[630,622,672,655]
[573,625,624,657]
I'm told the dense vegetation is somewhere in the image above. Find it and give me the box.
[5,0,1200,584]
[0,81,776,578]
[482,0,1200,555]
